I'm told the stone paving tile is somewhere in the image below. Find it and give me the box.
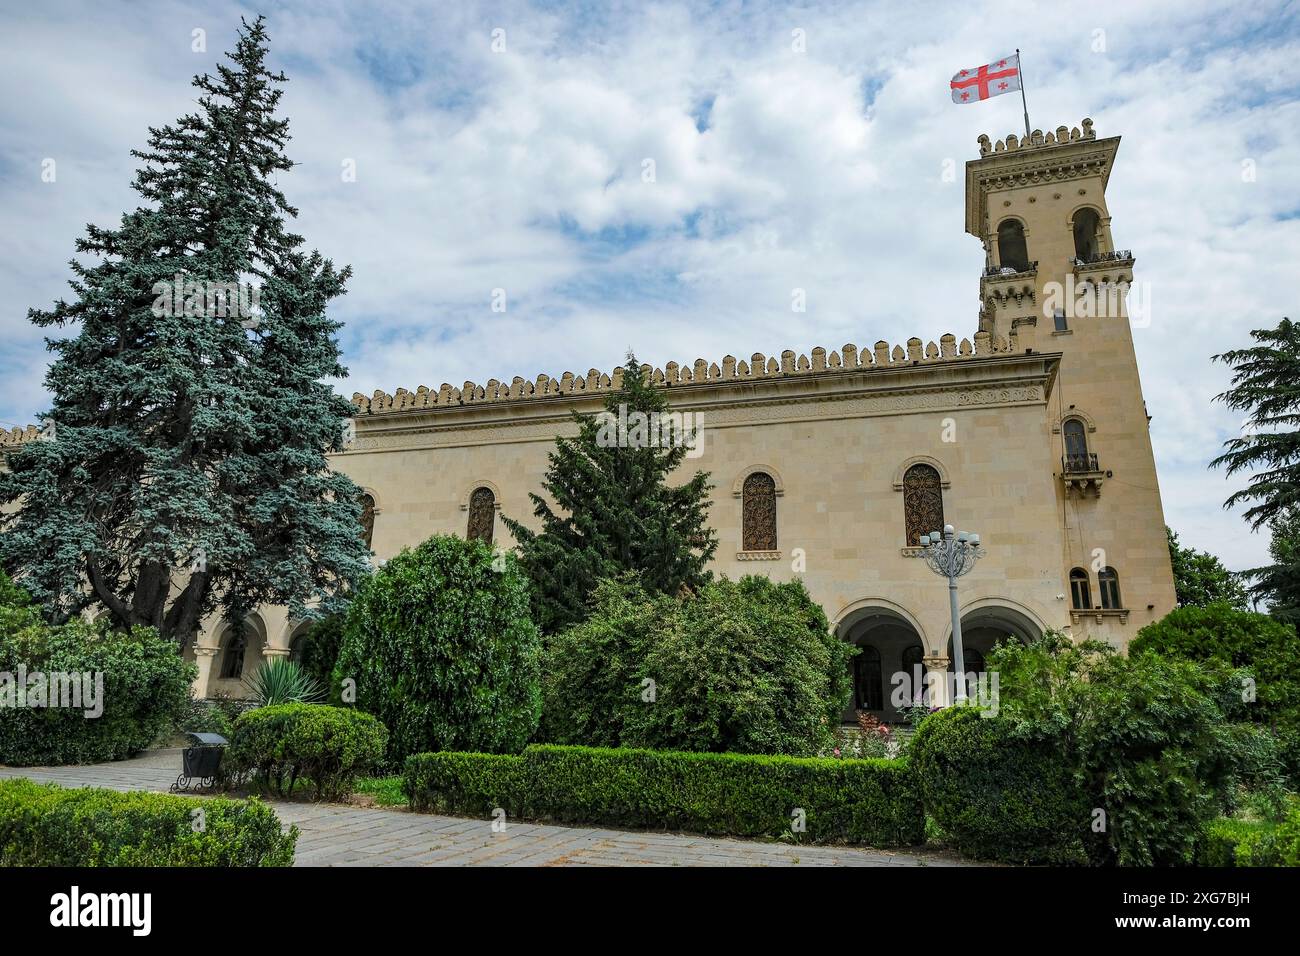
[0,753,979,868]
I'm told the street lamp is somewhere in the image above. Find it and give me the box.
[912,524,985,704]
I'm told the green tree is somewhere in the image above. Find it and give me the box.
[0,18,370,645]
[541,574,854,756]
[335,535,541,764]
[1244,507,1300,625]
[504,354,717,634]
[1212,316,1300,530]
[1131,603,1300,727]
[1166,527,1248,609]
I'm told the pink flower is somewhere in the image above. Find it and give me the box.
[833,748,841,757]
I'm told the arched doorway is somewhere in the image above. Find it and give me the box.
[836,604,927,724]
[946,603,1043,699]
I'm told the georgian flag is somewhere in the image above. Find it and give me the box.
[950,54,1021,103]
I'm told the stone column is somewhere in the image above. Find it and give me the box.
[922,654,951,707]
[193,646,219,699]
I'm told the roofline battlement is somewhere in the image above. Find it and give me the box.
[964,118,1120,238]
[977,117,1097,158]
[350,329,1033,416]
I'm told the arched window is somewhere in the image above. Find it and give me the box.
[1099,567,1122,610]
[1063,418,1090,471]
[963,648,986,675]
[467,486,495,544]
[854,645,883,711]
[220,630,247,680]
[289,633,306,666]
[1072,208,1102,261]
[1070,568,1092,610]
[903,464,944,546]
[901,645,925,700]
[358,493,376,549]
[997,219,1030,272]
[742,471,777,551]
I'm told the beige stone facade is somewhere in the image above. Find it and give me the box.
[1,118,1178,721]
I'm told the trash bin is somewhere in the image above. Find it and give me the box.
[172,731,228,791]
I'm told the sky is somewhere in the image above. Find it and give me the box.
[1,0,1297,571]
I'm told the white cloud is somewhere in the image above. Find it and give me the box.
[2,0,1297,571]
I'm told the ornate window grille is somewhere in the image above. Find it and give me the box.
[903,464,944,546]
[741,472,777,551]
[358,493,376,549]
[467,487,496,545]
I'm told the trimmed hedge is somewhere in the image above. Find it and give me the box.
[228,703,387,801]
[0,778,296,866]
[1198,801,1300,867]
[910,706,1090,865]
[404,743,924,846]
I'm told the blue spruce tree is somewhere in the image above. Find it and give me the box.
[0,18,371,646]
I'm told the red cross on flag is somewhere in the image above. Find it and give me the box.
[950,53,1021,103]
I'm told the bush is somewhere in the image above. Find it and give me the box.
[910,706,1089,864]
[0,581,196,765]
[296,615,347,701]
[177,695,234,739]
[541,575,855,756]
[335,535,541,764]
[244,658,325,706]
[228,703,387,801]
[986,632,1252,866]
[0,778,296,866]
[1198,800,1300,867]
[1131,603,1300,726]
[403,743,924,846]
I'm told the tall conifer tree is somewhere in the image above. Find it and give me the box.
[0,18,370,645]
[504,354,717,634]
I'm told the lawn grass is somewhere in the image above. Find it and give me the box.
[352,775,407,808]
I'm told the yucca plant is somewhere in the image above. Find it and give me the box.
[244,658,326,707]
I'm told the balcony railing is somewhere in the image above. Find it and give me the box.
[983,261,1038,277]
[1071,250,1133,266]
[1062,453,1100,474]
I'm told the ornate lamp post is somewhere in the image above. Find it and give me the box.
[913,524,985,704]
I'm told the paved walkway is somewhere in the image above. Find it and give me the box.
[0,750,974,867]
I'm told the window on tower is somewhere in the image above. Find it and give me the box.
[1070,568,1092,610]
[1072,208,1102,262]
[996,219,1030,272]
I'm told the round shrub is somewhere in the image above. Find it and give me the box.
[910,705,1089,864]
[1131,603,1300,726]
[542,575,855,756]
[228,703,387,801]
[335,535,541,763]
[0,592,195,765]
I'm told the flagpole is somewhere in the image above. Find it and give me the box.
[1017,47,1031,139]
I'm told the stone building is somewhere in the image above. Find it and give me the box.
[1,118,1178,721]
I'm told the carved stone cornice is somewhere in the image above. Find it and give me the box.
[965,132,1121,238]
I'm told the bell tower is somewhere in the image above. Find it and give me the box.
[964,118,1176,643]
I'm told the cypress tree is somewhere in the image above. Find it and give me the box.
[504,354,718,634]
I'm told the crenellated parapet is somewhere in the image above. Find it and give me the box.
[977,118,1095,157]
[350,330,1023,416]
[0,425,43,448]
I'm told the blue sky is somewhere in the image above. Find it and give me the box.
[2,0,1298,570]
